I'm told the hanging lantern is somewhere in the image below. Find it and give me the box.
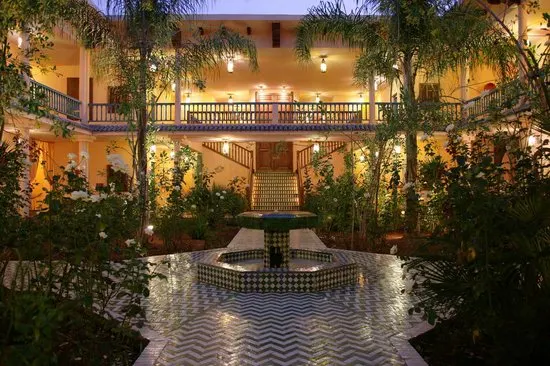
[222,142,230,155]
[320,58,327,73]
[227,58,234,73]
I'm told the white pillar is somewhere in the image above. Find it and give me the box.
[79,47,90,123]
[174,77,181,124]
[78,139,90,177]
[19,128,31,216]
[518,1,528,83]
[368,74,376,123]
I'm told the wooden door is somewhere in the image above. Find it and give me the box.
[66,77,93,120]
[256,142,293,171]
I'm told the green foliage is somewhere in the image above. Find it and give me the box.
[0,149,164,364]
[406,118,550,363]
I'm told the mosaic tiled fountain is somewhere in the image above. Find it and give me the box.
[198,211,358,292]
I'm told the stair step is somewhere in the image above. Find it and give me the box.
[251,170,300,211]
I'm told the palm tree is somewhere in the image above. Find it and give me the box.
[94,0,258,234]
[295,0,514,232]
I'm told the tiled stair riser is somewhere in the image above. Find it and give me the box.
[252,172,300,211]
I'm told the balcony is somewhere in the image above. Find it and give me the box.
[23,77,539,129]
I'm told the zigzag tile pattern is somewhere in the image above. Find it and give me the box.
[105,250,424,364]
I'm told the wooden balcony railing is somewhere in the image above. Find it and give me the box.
[29,79,81,120]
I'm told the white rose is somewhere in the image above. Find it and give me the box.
[222,190,227,194]
[99,231,108,239]
[220,196,224,200]
[95,213,101,218]
[191,204,196,209]
[70,190,89,200]
[65,161,77,171]
[125,239,136,247]
[333,198,338,202]
[215,192,221,196]
[445,124,455,133]
[90,194,101,203]
[144,225,154,236]
[173,185,181,191]
[476,172,485,178]
[67,153,77,160]
[325,185,330,190]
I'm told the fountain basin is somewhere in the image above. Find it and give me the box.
[197,249,358,292]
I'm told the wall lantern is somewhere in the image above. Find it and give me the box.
[222,142,230,155]
[315,93,321,103]
[320,57,327,73]
[228,95,234,104]
[185,93,191,104]
[227,58,234,73]
[358,93,364,102]
[313,143,320,153]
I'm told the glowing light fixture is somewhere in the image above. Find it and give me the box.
[185,93,191,103]
[313,143,320,153]
[227,58,234,73]
[171,82,177,92]
[375,151,379,158]
[394,145,402,154]
[320,58,327,73]
[150,145,157,153]
[315,93,321,103]
[358,93,364,102]
[228,95,234,104]
[528,135,537,146]
[222,141,230,155]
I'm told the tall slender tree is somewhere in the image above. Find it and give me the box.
[295,0,514,232]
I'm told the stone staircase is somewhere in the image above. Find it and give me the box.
[252,171,300,211]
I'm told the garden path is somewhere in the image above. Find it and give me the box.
[125,248,430,365]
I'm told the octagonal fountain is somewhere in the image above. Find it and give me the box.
[197,211,358,292]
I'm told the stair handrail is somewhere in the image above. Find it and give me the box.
[202,142,253,170]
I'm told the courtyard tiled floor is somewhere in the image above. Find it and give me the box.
[126,229,428,365]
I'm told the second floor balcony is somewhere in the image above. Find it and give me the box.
[25,78,536,129]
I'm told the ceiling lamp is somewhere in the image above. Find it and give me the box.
[320,58,327,73]
[185,93,191,104]
[222,142,230,155]
[227,58,234,73]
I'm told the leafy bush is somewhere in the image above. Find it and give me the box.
[405,121,550,364]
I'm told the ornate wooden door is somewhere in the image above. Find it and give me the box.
[256,142,293,171]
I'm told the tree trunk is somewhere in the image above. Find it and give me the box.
[137,50,148,238]
[402,54,419,233]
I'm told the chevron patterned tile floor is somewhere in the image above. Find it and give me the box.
[121,250,425,365]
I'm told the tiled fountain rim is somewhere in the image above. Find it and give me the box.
[197,249,358,292]
[217,248,334,271]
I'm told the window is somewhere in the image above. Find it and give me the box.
[419,83,440,103]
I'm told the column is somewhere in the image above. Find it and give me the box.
[174,77,181,124]
[368,74,376,123]
[263,230,290,269]
[77,137,93,178]
[518,1,528,83]
[79,47,90,123]
[18,128,31,216]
